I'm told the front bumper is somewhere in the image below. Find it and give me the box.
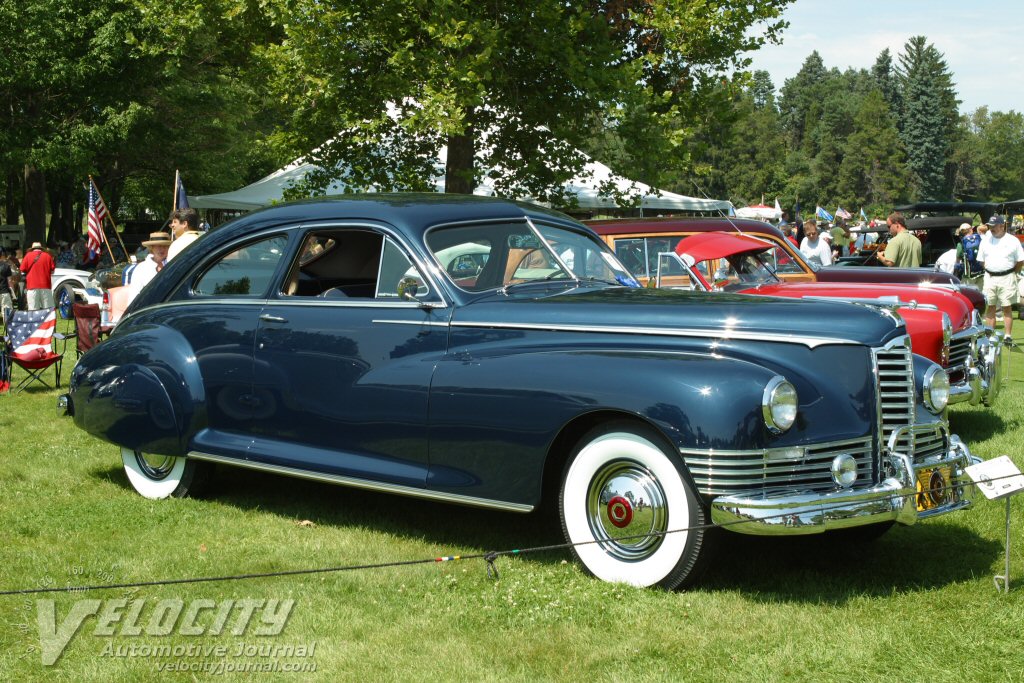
[709,431,979,535]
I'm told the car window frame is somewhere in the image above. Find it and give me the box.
[269,221,449,308]
[180,231,293,301]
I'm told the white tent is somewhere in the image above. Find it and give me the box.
[735,200,782,222]
[191,147,732,214]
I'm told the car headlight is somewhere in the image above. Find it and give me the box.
[762,376,798,433]
[923,365,950,413]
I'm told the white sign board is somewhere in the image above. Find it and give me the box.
[966,456,1024,500]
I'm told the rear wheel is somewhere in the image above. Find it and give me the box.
[121,448,211,499]
[559,422,714,589]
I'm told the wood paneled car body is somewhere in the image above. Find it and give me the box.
[61,195,980,589]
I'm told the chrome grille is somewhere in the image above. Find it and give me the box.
[874,338,915,456]
[948,334,973,369]
[874,336,949,464]
[686,437,874,496]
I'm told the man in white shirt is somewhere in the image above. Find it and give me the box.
[128,232,172,304]
[799,220,832,268]
[977,215,1024,344]
[934,247,959,275]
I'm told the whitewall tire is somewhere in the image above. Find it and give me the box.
[121,448,210,499]
[559,423,714,590]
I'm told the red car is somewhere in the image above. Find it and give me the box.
[586,216,987,313]
[668,231,1003,408]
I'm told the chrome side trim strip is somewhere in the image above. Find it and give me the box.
[373,320,451,327]
[451,321,856,348]
[186,451,534,513]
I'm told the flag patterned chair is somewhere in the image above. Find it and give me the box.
[2,308,68,393]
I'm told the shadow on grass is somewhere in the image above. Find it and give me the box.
[95,463,1002,600]
[94,464,569,564]
[949,409,1007,442]
[701,521,1002,602]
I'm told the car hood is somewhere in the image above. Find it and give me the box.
[453,286,904,348]
[746,282,973,331]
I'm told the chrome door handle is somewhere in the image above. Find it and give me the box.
[259,313,288,323]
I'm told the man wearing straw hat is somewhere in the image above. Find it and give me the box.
[20,241,56,310]
[128,232,172,304]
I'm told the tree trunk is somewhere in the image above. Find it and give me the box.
[5,169,19,225]
[23,164,47,246]
[445,123,476,195]
[47,178,73,244]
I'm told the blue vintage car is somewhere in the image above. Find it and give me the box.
[59,194,979,589]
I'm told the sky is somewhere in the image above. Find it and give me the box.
[746,0,1024,114]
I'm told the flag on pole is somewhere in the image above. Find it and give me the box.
[774,198,782,216]
[794,200,801,220]
[727,203,736,217]
[835,206,852,220]
[860,207,868,222]
[87,180,108,264]
[816,206,834,222]
[174,170,189,211]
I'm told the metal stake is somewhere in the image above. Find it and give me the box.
[994,496,1012,593]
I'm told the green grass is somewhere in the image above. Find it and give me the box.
[2,321,1024,681]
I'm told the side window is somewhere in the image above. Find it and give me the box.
[279,229,429,301]
[614,239,647,278]
[376,237,430,299]
[769,244,804,273]
[193,235,287,297]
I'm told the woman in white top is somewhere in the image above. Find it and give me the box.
[799,220,833,268]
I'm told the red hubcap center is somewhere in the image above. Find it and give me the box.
[607,496,634,528]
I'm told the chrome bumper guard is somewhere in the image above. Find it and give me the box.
[57,394,72,418]
[709,429,979,536]
[947,329,1003,406]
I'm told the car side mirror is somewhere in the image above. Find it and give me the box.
[397,277,420,301]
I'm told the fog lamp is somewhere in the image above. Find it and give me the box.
[831,454,858,488]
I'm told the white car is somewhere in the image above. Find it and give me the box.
[52,267,104,318]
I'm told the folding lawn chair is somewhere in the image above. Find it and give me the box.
[1,308,68,394]
[71,302,102,358]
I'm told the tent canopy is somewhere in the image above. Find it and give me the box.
[192,147,732,214]
[735,203,781,221]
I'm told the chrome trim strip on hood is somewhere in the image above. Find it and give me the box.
[450,321,859,348]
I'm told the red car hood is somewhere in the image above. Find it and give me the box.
[748,282,973,331]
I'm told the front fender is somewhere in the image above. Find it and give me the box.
[69,324,206,455]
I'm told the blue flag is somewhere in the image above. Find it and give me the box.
[860,207,868,222]
[816,205,834,222]
[175,171,189,210]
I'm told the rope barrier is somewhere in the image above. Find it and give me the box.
[0,471,1018,597]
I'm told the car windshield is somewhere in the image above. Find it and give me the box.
[710,250,782,289]
[426,220,640,293]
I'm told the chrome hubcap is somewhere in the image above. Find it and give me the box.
[586,460,668,561]
[135,452,176,480]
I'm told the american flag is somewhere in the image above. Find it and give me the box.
[9,309,57,359]
[87,180,108,262]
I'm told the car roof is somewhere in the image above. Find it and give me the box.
[213,193,584,242]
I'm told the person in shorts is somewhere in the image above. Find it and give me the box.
[977,214,1024,345]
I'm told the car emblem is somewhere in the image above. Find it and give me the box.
[607,496,633,528]
[928,469,947,507]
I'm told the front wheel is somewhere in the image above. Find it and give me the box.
[559,423,715,589]
[55,280,76,319]
[121,448,211,499]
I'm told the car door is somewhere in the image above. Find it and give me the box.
[248,226,450,488]
[165,232,292,457]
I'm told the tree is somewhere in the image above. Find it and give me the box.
[896,36,960,200]
[266,0,793,205]
[837,89,909,209]
[0,0,287,244]
[778,51,828,149]
[870,48,902,121]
